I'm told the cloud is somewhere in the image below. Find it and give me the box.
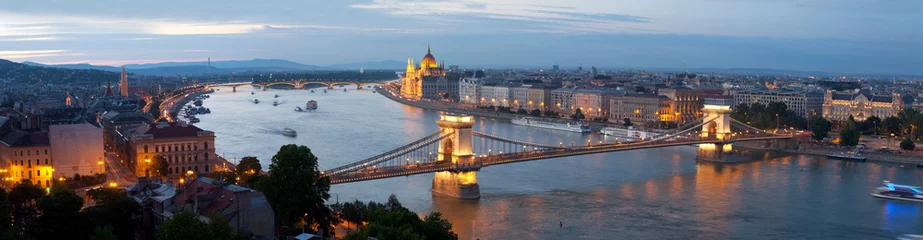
[351,0,651,33]
[0,36,60,41]
[0,50,84,59]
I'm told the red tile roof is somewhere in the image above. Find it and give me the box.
[140,122,205,139]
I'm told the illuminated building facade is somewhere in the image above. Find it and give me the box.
[823,90,903,122]
[734,90,824,118]
[659,87,702,125]
[401,45,445,99]
[609,94,673,126]
[129,122,216,177]
[0,117,54,187]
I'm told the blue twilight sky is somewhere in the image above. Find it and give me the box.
[1,0,921,74]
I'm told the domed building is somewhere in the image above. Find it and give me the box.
[401,45,446,99]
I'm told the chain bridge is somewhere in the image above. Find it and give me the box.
[322,104,799,199]
[209,79,390,92]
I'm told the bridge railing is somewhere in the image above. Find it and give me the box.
[323,131,450,175]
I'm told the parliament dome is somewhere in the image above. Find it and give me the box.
[421,45,438,68]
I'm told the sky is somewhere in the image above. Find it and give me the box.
[1,0,921,75]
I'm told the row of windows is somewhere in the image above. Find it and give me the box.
[11,159,50,167]
[12,149,49,157]
[13,169,50,178]
[143,141,210,154]
[167,165,208,174]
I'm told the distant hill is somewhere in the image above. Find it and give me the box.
[1,59,119,84]
[329,60,405,70]
[122,59,333,71]
[130,66,231,75]
[21,61,121,72]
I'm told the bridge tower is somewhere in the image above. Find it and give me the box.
[697,104,734,162]
[432,114,480,199]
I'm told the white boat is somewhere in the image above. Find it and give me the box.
[295,107,303,112]
[826,151,867,161]
[306,100,318,110]
[273,100,279,106]
[511,117,590,133]
[600,126,660,141]
[282,128,297,137]
[253,99,260,104]
[274,94,279,98]
[871,181,923,203]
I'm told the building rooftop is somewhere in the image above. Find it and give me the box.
[134,121,211,139]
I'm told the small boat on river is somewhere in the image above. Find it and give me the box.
[872,181,923,203]
[282,128,297,137]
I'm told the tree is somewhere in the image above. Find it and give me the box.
[236,156,262,179]
[623,118,633,127]
[901,138,916,151]
[516,108,528,114]
[809,116,832,140]
[32,184,91,239]
[208,214,235,240]
[255,144,336,235]
[863,116,882,135]
[83,188,141,240]
[156,210,210,240]
[530,109,541,117]
[91,226,117,240]
[840,116,860,147]
[883,116,903,135]
[8,181,45,234]
[571,108,585,120]
[149,155,169,177]
[341,195,456,240]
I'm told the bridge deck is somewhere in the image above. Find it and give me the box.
[327,135,792,184]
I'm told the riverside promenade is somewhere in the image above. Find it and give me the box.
[376,87,612,130]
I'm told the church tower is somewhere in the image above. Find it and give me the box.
[65,90,73,107]
[119,67,129,97]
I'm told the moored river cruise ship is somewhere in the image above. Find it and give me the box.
[511,117,590,133]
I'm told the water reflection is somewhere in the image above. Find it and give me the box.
[198,88,923,239]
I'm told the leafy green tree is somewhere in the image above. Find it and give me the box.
[516,108,527,114]
[840,116,860,147]
[236,156,262,179]
[571,108,585,120]
[32,184,91,239]
[156,210,211,240]
[208,214,235,240]
[341,195,456,240]
[530,109,541,117]
[901,138,916,151]
[623,118,633,127]
[83,188,141,240]
[883,116,903,135]
[809,116,832,140]
[91,226,117,240]
[8,181,45,234]
[255,144,336,235]
[862,116,882,135]
[149,155,169,177]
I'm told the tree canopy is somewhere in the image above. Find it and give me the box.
[839,116,861,147]
[255,144,336,235]
[730,102,806,130]
[341,195,457,240]
[809,116,832,140]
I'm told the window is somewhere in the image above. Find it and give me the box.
[36,170,40,176]
[28,171,31,178]
[168,146,172,152]
[205,165,208,172]
[181,145,185,151]
[144,145,148,153]
[194,166,198,172]
[45,159,48,165]
[44,149,47,155]
[204,141,209,150]
[27,162,31,168]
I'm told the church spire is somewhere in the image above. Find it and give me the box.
[427,43,431,54]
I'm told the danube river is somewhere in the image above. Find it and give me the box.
[197,85,923,239]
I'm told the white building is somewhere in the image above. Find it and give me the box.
[49,123,105,178]
[480,84,510,107]
[459,77,481,105]
[510,85,531,110]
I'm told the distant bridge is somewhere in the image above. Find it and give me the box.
[321,104,800,199]
[209,79,393,92]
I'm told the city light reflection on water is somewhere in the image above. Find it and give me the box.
[199,86,923,239]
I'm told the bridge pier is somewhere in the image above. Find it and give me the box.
[696,142,733,162]
[432,114,480,199]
